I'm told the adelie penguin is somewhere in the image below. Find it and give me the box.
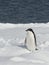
[25,28,38,51]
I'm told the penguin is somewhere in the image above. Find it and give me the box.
[25,28,38,51]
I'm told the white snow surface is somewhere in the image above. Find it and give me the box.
[0,23,49,65]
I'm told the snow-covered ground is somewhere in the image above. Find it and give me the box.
[0,23,49,65]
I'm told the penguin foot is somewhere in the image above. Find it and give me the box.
[35,48,38,50]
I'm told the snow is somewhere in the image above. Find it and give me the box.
[0,23,49,65]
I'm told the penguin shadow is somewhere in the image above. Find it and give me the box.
[17,43,27,49]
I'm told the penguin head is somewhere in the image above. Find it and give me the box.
[26,28,34,34]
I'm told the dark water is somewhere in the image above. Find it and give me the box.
[0,0,49,23]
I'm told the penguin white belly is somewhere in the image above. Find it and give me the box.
[26,32,36,51]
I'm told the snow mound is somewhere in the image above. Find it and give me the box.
[0,22,49,29]
[10,57,25,62]
[39,41,49,48]
[10,56,45,63]
[0,23,16,29]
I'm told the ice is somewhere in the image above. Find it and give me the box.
[0,23,49,65]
